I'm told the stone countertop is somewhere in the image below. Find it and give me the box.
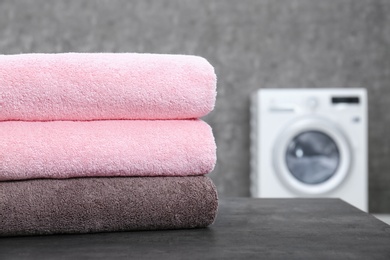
[0,198,389,259]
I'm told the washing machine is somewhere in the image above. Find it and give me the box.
[250,88,368,211]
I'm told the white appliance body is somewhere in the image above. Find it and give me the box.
[250,88,368,211]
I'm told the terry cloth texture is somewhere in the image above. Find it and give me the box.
[0,120,216,181]
[0,176,218,236]
[0,53,216,121]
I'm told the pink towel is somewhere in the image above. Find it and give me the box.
[0,120,216,181]
[0,53,216,121]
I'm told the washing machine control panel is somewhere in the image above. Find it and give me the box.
[267,92,363,115]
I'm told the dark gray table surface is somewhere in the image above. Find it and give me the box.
[0,198,389,259]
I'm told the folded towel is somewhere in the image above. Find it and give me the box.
[0,53,216,121]
[0,176,218,236]
[0,120,216,181]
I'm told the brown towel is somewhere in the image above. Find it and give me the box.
[0,176,218,236]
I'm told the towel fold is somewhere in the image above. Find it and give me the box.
[0,120,216,181]
[0,176,218,236]
[0,53,216,121]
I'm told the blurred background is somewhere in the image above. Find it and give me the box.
[1,0,389,213]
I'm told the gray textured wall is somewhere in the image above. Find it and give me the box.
[1,0,389,212]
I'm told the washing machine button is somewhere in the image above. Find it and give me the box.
[306,97,319,110]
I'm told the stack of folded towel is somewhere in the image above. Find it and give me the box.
[0,53,218,236]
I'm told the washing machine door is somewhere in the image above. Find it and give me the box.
[273,117,352,195]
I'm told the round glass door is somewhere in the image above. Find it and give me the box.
[285,131,340,185]
[273,117,351,195]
